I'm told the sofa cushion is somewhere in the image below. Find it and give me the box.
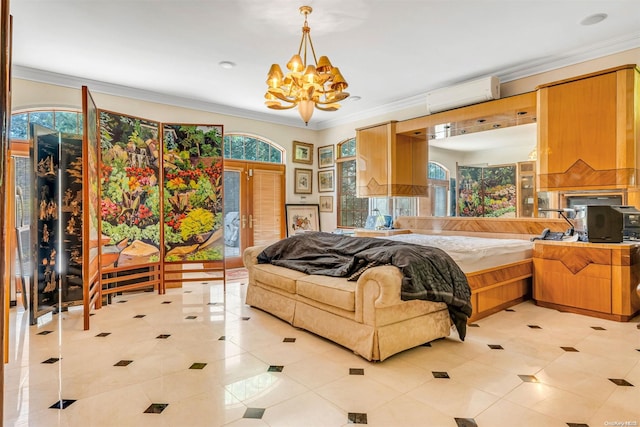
[252,263,307,294]
[296,275,355,312]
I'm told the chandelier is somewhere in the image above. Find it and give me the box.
[264,5,350,125]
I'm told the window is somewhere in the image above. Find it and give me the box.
[223,133,283,163]
[428,161,450,217]
[337,138,368,228]
[10,110,83,139]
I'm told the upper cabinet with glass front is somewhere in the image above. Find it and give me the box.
[537,65,640,192]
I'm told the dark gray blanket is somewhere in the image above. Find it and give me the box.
[257,232,472,340]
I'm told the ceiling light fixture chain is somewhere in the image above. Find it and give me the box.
[264,5,350,125]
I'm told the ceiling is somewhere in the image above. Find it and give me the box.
[8,0,640,130]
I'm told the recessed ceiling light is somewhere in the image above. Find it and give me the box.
[349,96,362,102]
[580,13,607,26]
[218,61,236,69]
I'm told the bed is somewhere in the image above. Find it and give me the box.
[380,233,534,321]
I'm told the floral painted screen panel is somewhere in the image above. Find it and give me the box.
[99,111,161,270]
[163,124,224,262]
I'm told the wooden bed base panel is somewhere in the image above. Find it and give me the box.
[466,260,533,322]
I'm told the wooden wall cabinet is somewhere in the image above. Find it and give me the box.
[356,121,428,197]
[533,240,640,321]
[537,64,640,192]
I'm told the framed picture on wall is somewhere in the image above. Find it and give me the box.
[318,169,334,192]
[318,145,335,168]
[294,168,313,194]
[285,204,320,236]
[293,140,313,164]
[319,196,333,212]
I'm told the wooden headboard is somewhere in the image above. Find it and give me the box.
[394,216,569,240]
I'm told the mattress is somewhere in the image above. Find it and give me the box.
[382,234,533,273]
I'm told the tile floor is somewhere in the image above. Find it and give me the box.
[3,270,640,427]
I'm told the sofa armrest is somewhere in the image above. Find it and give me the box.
[355,265,403,324]
[243,245,267,270]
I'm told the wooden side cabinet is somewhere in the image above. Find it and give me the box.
[532,240,640,321]
[537,64,640,192]
[517,161,536,217]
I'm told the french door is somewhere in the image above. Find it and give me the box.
[224,160,285,268]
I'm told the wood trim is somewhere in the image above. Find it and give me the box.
[394,216,568,237]
[538,159,636,190]
[535,64,637,90]
[534,300,634,322]
[396,92,536,136]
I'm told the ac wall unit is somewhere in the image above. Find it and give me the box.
[426,76,500,114]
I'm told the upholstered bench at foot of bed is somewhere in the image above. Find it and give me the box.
[243,246,452,361]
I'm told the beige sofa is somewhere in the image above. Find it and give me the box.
[243,245,453,361]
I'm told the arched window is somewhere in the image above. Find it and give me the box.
[10,109,83,139]
[223,133,284,163]
[336,138,368,228]
[429,161,448,180]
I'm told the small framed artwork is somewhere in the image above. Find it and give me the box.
[318,169,335,192]
[319,196,333,212]
[318,145,335,168]
[285,204,320,237]
[293,140,313,164]
[294,168,313,194]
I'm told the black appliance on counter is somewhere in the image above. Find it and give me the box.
[581,205,640,243]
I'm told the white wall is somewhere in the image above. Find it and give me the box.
[11,47,640,232]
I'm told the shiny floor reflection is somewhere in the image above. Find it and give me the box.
[4,270,640,427]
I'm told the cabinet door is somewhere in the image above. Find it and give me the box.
[356,123,392,197]
[538,72,618,190]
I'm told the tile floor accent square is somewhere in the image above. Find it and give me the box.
[432,371,450,379]
[283,337,296,343]
[218,336,226,340]
[505,308,516,312]
[241,316,251,321]
[37,330,53,335]
[421,342,432,347]
[162,301,172,304]
[468,323,480,328]
[349,368,365,375]
[156,334,171,339]
[185,315,197,320]
[566,423,589,427]
[95,332,111,337]
[591,326,606,330]
[347,412,368,424]
[561,346,579,352]
[454,418,478,427]
[488,344,503,350]
[527,325,542,329]
[144,403,168,414]
[268,365,284,372]
[184,290,192,293]
[117,300,127,303]
[243,408,265,419]
[42,357,60,364]
[133,315,146,318]
[114,360,133,367]
[609,378,634,386]
[49,399,76,409]
[190,363,207,370]
[518,375,539,383]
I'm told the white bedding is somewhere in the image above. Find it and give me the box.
[382,234,533,273]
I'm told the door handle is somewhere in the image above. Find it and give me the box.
[241,215,247,229]
[249,214,253,229]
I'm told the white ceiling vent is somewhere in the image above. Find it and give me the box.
[426,76,500,114]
